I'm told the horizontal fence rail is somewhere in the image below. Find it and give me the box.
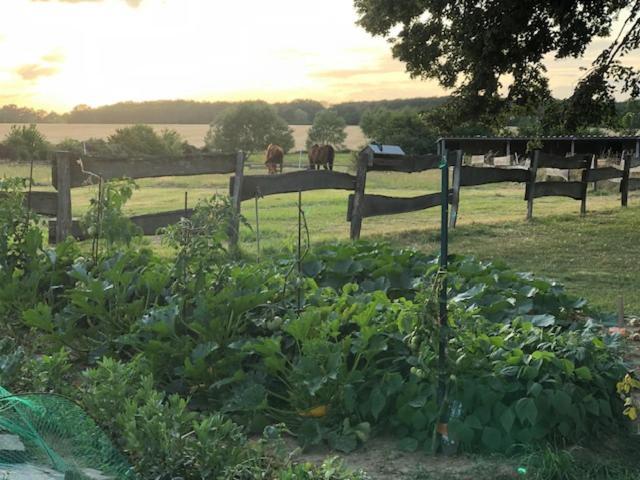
[367,154,442,173]
[53,153,238,188]
[525,181,585,200]
[347,191,453,221]
[229,170,357,202]
[0,191,59,216]
[48,208,194,242]
[587,167,625,183]
[458,166,530,187]
[536,152,592,169]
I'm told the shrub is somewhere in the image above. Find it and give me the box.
[107,124,184,155]
[205,101,294,154]
[306,110,347,150]
[360,108,437,154]
[2,124,49,161]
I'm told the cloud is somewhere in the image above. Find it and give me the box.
[15,64,60,81]
[41,50,65,64]
[31,0,143,7]
[311,57,406,80]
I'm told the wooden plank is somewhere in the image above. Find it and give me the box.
[368,154,440,173]
[347,191,452,220]
[48,209,194,242]
[526,153,539,220]
[525,181,585,200]
[231,170,356,202]
[622,154,632,206]
[229,151,245,249]
[0,191,58,216]
[129,209,193,235]
[54,153,73,242]
[48,219,83,243]
[61,153,237,188]
[459,166,529,186]
[535,152,592,169]
[449,150,463,228]
[26,191,57,216]
[349,150,370,240]
[587,167,623,183]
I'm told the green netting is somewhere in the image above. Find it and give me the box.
[0,386,136,479]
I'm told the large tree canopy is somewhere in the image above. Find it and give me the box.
[354,0,640,130]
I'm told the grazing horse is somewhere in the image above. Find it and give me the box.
[308,144,335,171]
[265,144,284,174]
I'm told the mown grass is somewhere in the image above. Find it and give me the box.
[3,158,639,314]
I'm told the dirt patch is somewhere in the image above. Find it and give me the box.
[290,437,519,480]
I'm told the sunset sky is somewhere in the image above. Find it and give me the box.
[1,0,638,111]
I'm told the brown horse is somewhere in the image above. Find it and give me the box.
[308,144,335,171]
[265,144,284,174]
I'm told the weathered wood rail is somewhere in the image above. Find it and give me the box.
[526,152,593,219]
[347,191,453,221]
[0,191,59,217]
[48,208,194,242]
[348,147,462,240]
[229,170,356,202]
[45,151,242,243]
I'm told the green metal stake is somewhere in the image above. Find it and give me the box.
[437,149,449,446]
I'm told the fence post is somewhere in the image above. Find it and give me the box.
[449,151,463,228]
[229,151,245,249]
[54,151,72,243]
[349,149,370,240]
[580,155,592,217]
[621,152,632,207]
[526,151,539,221]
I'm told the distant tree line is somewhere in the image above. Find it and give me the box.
[0,97,449,126]
[2,98,640,162]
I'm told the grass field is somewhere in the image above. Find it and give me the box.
[3,154,639,314]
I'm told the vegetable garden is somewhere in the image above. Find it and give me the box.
[1,175,640,480]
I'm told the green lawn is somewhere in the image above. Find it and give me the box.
[3,157,639,314]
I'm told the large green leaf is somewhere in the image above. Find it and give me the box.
[551,391,572,415]
[499,408,515,433]
[515,398,537,426]
[481,427,502,451]
[370,386,386,420]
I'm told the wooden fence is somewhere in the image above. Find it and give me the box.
[348,147,462,240]
[11,146,640,245]
[47,151,241,243]
[449,150,636,226]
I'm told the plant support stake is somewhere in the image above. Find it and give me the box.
[437,149,449,446]
[297,190,302,313]
[255,196,261,263]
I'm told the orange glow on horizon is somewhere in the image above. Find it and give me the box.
[0,0,637,112]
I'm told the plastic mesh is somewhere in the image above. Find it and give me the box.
[0,387,136,479]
